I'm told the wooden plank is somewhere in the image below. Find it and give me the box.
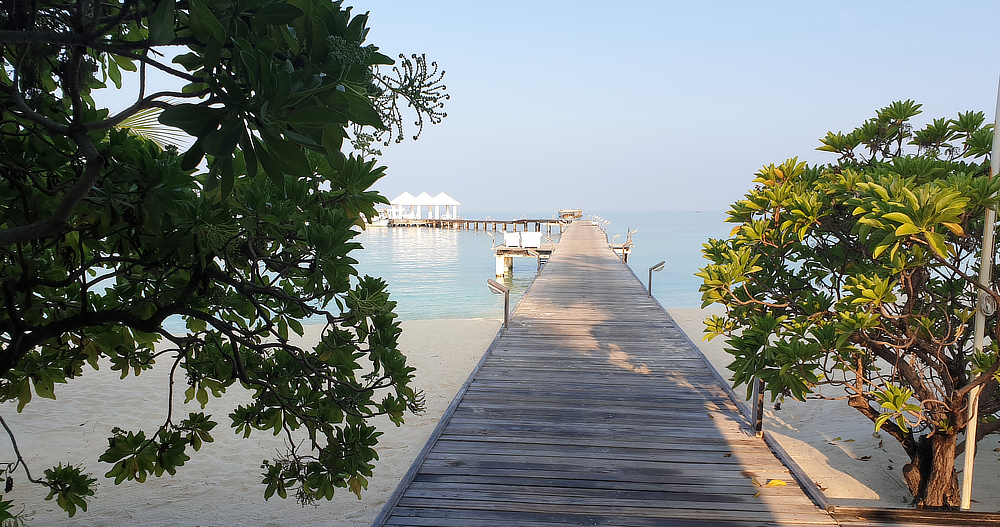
[384,508,828,527]
[399,485,819,511]
[374,222,834,526]
[831,506,1000,526]
[436,433,774,452]
[412,464,795,489]
[393,499,836,524]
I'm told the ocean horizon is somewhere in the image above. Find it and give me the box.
[352,209,732,321]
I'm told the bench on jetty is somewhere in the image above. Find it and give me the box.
[492,231,554,277]
[373,221,836,526]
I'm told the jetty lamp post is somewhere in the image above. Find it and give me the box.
[487,279,510,329]
[961,73,1000,511]
[648,261,665,298]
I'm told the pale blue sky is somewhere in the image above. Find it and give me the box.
[352,1,1000,212]
[98,1,1000,212]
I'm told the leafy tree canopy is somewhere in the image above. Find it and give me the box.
[0,0,446,519]
[699,100,1000,508]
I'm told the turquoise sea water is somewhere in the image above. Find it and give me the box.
[352,210,732,321]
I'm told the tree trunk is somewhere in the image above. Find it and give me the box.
[901,431,960,508]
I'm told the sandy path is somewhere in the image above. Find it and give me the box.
[668,307,1000,512]
[1,319,500,527]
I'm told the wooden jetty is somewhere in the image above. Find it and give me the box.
[373,221,836,526]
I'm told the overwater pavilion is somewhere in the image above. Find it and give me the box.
[384,191,460,220]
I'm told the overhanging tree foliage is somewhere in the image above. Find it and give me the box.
[698,101,1000,508]
[0,0,446,519]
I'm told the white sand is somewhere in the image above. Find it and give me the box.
[668,307,1000,512]
[0,318,500,526]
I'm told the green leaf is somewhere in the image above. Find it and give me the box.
[894,223,921,236]
[369,51,395,66]
[219,156,235,200]
[106,55,123,89]
[287,317,303,336]
[32,371,56,400]
[204,39,223,70]
[254,3,303,24]
[148,0,176,45]
[15,379,31,412]
[202,118,243,158]
[940,222,964,236]
[188,0,227,43]
[252,136,285,192]
[182,140,206,170]
[882,211,914,224]
[196,386,209,408]
[278,108,348,127]
[259,130,310,175]
[240,133,258,179]
[112,54,138,72]
[924,231,950,258]
[340,89,385,129]
[159,104,227,137]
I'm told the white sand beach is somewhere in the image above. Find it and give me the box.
[668,307,1000,512]
[3,311,998,526]
[1,319,501,527]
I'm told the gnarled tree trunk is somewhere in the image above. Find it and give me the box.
[901,431,959,508]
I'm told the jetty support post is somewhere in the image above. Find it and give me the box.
[487,279,509,329]
[495,254,513,277]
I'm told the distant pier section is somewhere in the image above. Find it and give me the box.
[371,199,630,276]
[385,217,567,233]
[373,192,573,234]
[489,210,635,277]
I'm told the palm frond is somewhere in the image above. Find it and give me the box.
[116,106,193,149]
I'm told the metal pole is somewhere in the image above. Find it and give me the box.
[503,288,509,329]
[648,261,665,298]
[487,279,509,330]
[962,75,1000,510]
[751,377,764,435]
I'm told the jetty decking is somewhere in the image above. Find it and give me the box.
[374,221,836,526]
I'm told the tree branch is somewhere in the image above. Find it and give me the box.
[0,129,104,248]
[8,65,70,135]
[91,43,202,82]
[0,414,45,485]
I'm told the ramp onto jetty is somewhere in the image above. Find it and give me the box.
[374,222,835,526]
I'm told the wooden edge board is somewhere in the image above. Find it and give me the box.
[831,505,1000,525]
[370,320,506,526]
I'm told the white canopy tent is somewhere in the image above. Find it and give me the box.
[431,192,460,219]
[383,192,460,220]
[385,192,418,219]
